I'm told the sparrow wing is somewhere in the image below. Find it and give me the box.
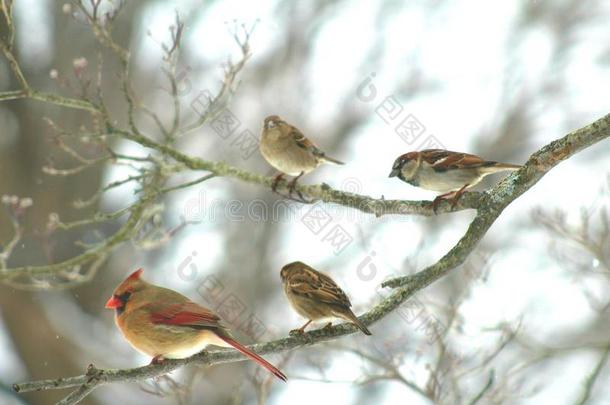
[149,301,222,329]
[288,264,352,308]
[422,149,493,172]
[289,126,327,157]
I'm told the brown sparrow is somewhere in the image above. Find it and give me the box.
[260,115,344,196]
[389,149,521,211]
[280,261,372,336]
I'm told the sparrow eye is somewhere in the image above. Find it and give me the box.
[267,120,276,129]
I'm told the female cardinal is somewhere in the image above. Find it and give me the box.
[105,268,287,381]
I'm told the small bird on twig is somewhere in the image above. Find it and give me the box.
[280,261,372,336]
[389,149,521,212]
[260,115,344,200]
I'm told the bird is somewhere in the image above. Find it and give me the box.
[280,261,372,336]
[260,115,344,197]
[389,149,521,212]
[105,268,287,381]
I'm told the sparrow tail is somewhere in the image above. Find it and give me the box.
[481,162,521,173]
[218,335,287,381]
[344,312,372,336]
[321,155,345,166]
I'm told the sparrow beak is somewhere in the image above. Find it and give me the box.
[105,295,122,309]
[389,168,399,178]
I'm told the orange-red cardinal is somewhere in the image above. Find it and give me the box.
[105,268,287,381]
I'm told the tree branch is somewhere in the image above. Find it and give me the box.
[12,112,610,402]
[574,344,610,405]
[109,126,483,217]
[0,5,482,290]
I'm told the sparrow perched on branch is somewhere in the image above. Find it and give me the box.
[260,115,344,198]
[280,261,372,336]
[389,149,521,212]
[105,268,287,381]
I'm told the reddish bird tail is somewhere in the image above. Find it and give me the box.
[219,335,287,382]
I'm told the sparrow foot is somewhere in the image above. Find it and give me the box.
[321,322,333,331]
[290,319,312,336]
[271,173,285,193]
[289,328,315,344]
[271,172,312,203]
[279,193,312,204]
[449,184,469,209]
[431,196,444,214]
[432,184,470,213]
[432,193,454,214]
[150,355,166,365]
[287,171,305,200]
[289,328,305,336]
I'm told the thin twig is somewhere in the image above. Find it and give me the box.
[574,345,610,405]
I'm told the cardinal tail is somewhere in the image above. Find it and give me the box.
[218,335,287,382]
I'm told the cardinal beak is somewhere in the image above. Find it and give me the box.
[389,168,400,178]
[105,295,122,309]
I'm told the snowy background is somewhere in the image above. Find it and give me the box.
[1,0,609,404]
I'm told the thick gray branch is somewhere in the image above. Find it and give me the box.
[13,112,610,403]
[110,127,482,217]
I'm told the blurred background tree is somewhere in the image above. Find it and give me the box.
[1,1,609,404]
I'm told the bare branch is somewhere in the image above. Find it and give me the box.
[383,112,610,289]
[11,116,610,401]
[468,370,495,405]
[574,344,610,405]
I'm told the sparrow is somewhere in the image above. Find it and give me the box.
[260,115,344,197]
[105,268,287,381]
[389,149,521,211]
[280,261,372,336]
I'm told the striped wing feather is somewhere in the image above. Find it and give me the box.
[288,264,352,309]
[289,126,328,159]
[421,149,494,172]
